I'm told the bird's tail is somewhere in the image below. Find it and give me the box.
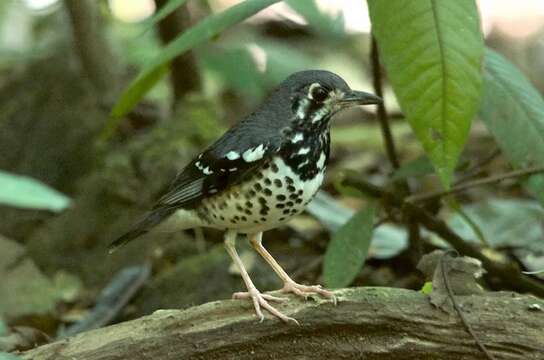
[108,207,176,254]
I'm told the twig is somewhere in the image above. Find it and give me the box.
[454,148,501,185]
[341,174,544,297]
[407,165,544,203]
[370,36,400,170]
[370,35,421,262]
[440,250,496,360]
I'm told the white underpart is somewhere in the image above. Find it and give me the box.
[297,147,310,155]
[317,152,326,169]
[199,156,326,234]
[242,144,266,162]
[291,133,304,143]
[226,151,240,160]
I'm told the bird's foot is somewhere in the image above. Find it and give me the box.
[278,281,337,304]
[232,287,299,325]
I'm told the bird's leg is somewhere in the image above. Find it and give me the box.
[249,232,335,302]
[224,230,298,324]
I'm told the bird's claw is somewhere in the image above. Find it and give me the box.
[279,281,337,304]
[233,288,299,325]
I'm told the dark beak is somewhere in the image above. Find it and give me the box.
[341,90,382,106]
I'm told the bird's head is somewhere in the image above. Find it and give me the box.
[280,70,382,131]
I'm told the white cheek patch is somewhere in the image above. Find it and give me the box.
[308,83,321,100]
[311,106,330,123]
[242,144,266,162]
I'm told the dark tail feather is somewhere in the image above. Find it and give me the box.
[108,207,176,254]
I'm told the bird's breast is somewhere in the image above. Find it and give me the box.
[197,154,326,233]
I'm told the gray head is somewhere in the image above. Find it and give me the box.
[276,70,382,130]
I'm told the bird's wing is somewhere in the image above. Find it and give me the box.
[154,122,282,209]
[109,120,283,253]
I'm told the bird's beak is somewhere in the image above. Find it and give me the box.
[340,90,382,106]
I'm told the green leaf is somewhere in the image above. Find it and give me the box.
[144,0,189,28]
[0,171,71,212]
[420,281,433,295]
[479,49,544,205]
[368,0,484,186]
[106,0,281,138]
[323,204,376,288]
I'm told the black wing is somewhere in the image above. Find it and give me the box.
[109,121,282,252]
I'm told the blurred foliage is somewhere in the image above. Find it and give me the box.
[323,204,376,288]
[480,49,544,206]
[0,171,71,212]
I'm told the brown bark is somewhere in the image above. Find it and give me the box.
[21,287,544,359]
[63,0,120,97]
[154,0,201,104]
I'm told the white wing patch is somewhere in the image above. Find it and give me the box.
[242,144,266,162]
[225,151,240,160]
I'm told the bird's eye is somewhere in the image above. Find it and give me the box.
[310,86,328,102]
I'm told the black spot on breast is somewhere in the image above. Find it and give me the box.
[245,201,253,208]
[263,188,272,196]
[297,189,303,195]
[264,178,272,186]
[258,197,266,204]
[285,176,294,185]
[263,162,270,169]
[286,201,294,207]
[220,215,225,220]
[276,194,286,201]
[271,163,279,173]
[289,194,298,200]
[234,216,240,221]
[279,217,286,221]
[236,204,243,212]
[260,217,266,222]
[282,209,290,215]
[276,203,285,209]
[256,172,264,180]
[260,208,268,215]
[247,190,256,197]
[287,185,296,193]
[254,183,262,191]
[295,198,303,204]
[241,216,247,221]
[274,179,282,188]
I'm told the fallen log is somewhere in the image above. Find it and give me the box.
[21,287,544,359]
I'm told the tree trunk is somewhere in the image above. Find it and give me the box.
[21,287,544,359]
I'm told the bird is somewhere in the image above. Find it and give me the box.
[109,70,381,323]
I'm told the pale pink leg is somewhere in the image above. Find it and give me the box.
[224,230,298,324]
[249,232,336,303]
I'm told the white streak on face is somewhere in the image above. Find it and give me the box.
[297,147,310,155]
[308,83,321,100]
[242,144,266,162]
[291,133,304,143]
[203,166,213,175]
[296,98,310,119]
[225,151,240,160]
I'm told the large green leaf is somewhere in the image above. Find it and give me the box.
[367,0,484,186]
[479,49,544,205]
[106,0,281,138]
[323,203,376,288]
[0,171,71,212]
